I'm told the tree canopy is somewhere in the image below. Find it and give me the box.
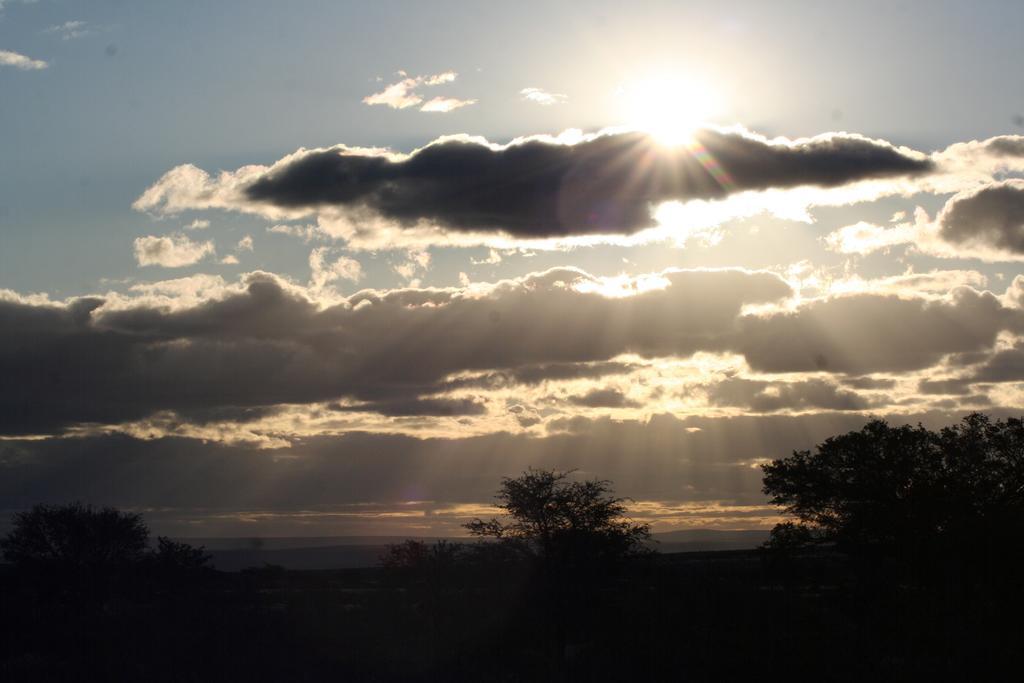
[1,502,150,570]
[1,502,212,600]
[464,468,651,563]
[761,413,1024,561]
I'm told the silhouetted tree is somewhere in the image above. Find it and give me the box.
[381,539,465,572]
[2,502,212,602]
[465,468,651,564]
[146,536,214,592]
[464,469,652,671]
[762,413,1024,567]
[1,502,149,571]
[150,536,212,570]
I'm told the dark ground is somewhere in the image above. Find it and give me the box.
[191,530,770,571]
[1,547,1021,682]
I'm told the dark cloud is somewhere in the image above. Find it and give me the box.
[4,409,1019,535]
[330,396,487,417]
[970,342,1024,383]
[736,288,1021,374]
[0,268,788,435]
[938,180,1024,253]
[430,361,638,394]
[841,376,897,390]
[3,269,1021,436]
[984,136,1024,156]
[242,128,933,237]
[707,378,872,412]
[506,361,636,385]
[931,395,992,410]
[567,388,640,409]
[0,411,916,534]
[917,378,974,395]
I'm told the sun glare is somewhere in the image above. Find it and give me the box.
[621,75,718,146]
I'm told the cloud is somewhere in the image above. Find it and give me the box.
[502,361,637,385]
[332,396,487,417]
[237,235,254,251]
[826,181,1024,263]
[363,75,429,109]
[133,233,215,267]
[3,266,1022,437]
[363,70,473,113]
[0,49,47,70]
[392,248,430,281]
[471,248,503,265]
[309,247,363,289]
[1,409,1009,535]
[185,219,210,230]
[824,217,920,255]
[134,127,933,244]
[419,96,476,112]
[917,378,973,395]
[707,377,872,412]
[967,341,1024,383]
[127,273,228,300]
[567,388,639,408]
[841,376,896,390]
[736,287,1021,374]
[521,87,568,106]
[937,180,1024,254]
[267,223,323,242]
[44,20,90,40]
[241,128,930,237]
[0,267,787,435]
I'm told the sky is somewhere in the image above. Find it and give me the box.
[3,0,1024,537]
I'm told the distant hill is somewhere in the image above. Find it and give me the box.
[651,529,770,553]
[180,530,771,571]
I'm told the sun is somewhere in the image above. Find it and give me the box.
[620,75,718,146]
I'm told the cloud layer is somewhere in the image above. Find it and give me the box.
[2,266,1021,437]
[2,409,1011,536]
[827,178,1024,262]
[135,127,933,241]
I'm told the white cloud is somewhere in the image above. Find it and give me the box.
[128,274,228,305]
[393,248,431,280]
[363,70,473,113]
[0,49,47,70]
[309,248,362,289]
[419,96,476,112]
[825,187,1024,263]
[421,71,457,86]
[237,235,254,251]
[44,20,90,40]
[267,223,323,242]
[520,87,567,106]
[824,217,921,256]
[220,255,240,265]
[133,233,215,268]
[185,219,210,230]
[471,249,502,265]
[363,77,424,109]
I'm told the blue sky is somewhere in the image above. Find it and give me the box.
[3,1,1024,535]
